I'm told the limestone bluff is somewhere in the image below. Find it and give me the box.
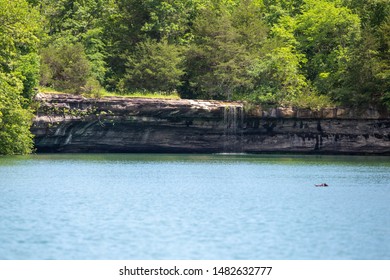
[32,93,390,154]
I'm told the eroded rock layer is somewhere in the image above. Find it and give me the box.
[32,93,390,154]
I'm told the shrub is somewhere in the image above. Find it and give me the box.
[40,43,91,94]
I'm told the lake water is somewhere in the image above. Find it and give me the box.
[0,154,389,260]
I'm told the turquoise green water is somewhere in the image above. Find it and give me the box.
[0,154,389,259]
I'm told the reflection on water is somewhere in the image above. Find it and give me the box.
[0,154,389,259]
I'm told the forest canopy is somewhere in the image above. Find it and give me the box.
[35,0,389,108]
[0,0,389,154]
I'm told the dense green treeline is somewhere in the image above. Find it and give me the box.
[0,0,389,154]
[35,0,389,108]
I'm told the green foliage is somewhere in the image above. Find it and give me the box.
[180,5,255,100]
[376,14,390,110]
[103,0,200,91]
[0,0,41,154]
[81,77,104,98]
[343,0,390,28]
[249,46,309,103]
[335,1,390,108]
[82,27,107,84]
[0,74,34,155]
[121,39,185,93]
[0,0,41,103]
[40,43,91,94]
[232,0,269,50]
[138,0,199,43]
[5,0,381,109]
[17,53,41,102]
[40,0,112,87]
[296,0,361,95]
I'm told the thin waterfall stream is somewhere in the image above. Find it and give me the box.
[223,105,244,153]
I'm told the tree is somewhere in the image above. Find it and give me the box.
[103,0,200,91]
[295,0,361,100]
[248,45,310,105]
[40,43,91,94]
[378,18,390,109]
[339,0,390,108]
[136,0,199,44]
[232,0,268,51]
[39,0,113,85]
[180,5,254,100]
[121,39,185,93]
[0,74,34,155]
[0,0,41,154]
[263,0,305,24]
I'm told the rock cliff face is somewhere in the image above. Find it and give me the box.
[32,93,390,154]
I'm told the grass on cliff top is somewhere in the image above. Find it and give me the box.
[38,87,181,100]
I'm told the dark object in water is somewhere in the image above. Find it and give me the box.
[315,183,329,187]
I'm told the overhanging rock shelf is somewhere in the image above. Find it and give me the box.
[32,93,390,154]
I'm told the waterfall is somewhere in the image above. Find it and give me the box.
[223,105,244,153]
